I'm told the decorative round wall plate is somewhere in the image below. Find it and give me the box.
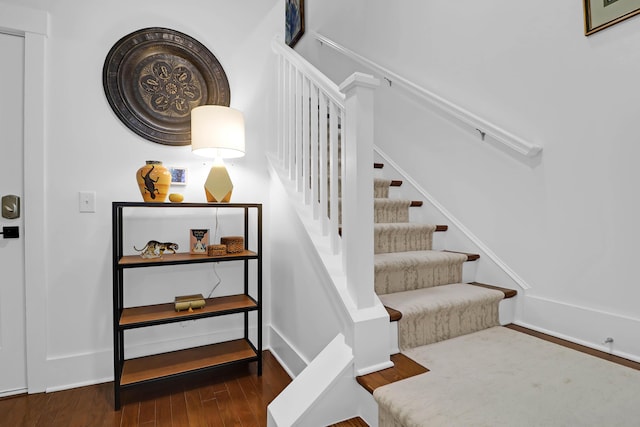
[103,27,230,146]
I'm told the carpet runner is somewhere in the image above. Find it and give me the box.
[374,326,640,427]
[372,176,505,425]
[372,178,501,351]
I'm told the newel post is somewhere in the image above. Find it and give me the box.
[339,73,380,309]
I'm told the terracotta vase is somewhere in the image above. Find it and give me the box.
[136,161,171,202]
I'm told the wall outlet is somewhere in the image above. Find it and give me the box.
[79,191,96,213]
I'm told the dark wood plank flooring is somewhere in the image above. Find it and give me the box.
[356,353,428,394]
[505,324,640,371]
[0,350,291,427]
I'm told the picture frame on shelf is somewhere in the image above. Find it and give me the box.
[190,228,209,254]
[584,0,640,35]
[168,166,188,185]
[285,0,304,47]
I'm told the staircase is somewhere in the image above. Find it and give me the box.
[269,37,519,427]
[334,171,517,427]
[373,175,515,352]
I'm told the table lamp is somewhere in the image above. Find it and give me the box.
[191,105,245,202]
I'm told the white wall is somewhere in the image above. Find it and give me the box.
[298,0,640,360]
[1,0,281,390]
[267,171,343,377]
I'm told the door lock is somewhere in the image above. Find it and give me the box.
[2,195,20,219]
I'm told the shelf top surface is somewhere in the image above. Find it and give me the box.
[120,339,257,386]
[113,201,261,209]
[119,250,257,267]
[119,294,258,328]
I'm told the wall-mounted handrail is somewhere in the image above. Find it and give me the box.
[313,31,542,158]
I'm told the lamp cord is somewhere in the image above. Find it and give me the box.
[207,208,222,298]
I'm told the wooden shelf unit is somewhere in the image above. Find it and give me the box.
[112,202,262,410]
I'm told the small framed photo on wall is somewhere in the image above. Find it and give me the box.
[584,0,640,35]
[285,0,305,47]
[168,166,188,186]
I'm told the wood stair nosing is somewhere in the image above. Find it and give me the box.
[356,353,429,395]
[468,281,517,299]
[385,306,402,322]
[374,162,384,169]
[443,250,480,261]
[328,416,370,427]
[390,180,402,187]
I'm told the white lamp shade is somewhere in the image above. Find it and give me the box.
[191,105,246,159]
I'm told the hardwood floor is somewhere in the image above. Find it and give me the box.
[0,351,291,427]
[356,353,428,395]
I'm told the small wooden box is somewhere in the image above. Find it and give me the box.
[174,294,206,312]
[221,236,244,253]
[207,244,227,256]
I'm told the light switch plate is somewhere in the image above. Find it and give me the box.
[79,191,96,213]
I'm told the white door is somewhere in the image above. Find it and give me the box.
[0,31,27,396]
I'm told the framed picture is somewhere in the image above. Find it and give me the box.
[285,0,305,47]
[190,229,209,254]
[168,166,187,185]
[584,0,640,35]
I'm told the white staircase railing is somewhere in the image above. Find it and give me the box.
[313,31,542,158]
[271,37,380,310]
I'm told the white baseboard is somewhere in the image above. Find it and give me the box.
[517,294,640,363]
[45,326,253,393]
[268,325,309,379]
[46,349,113,393]
[0,387,28,398]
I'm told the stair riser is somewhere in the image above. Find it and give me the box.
[374,181,390,198]
[374,228,434,254]
[374,205,409,223]
[387,298,516,355]
[339,199,410,224]
[375,262,463,294]
[398,300,499,349]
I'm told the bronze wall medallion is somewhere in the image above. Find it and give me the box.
[103,27,230,146]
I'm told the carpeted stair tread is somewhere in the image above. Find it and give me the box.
[375,326,640,427]
[379,283,504,350]
[375,251,468,294]
[375,223,437,254]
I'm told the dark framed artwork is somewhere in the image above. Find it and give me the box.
[584,0,640,35]
[285,0,305,47]
[103,27,230,146]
